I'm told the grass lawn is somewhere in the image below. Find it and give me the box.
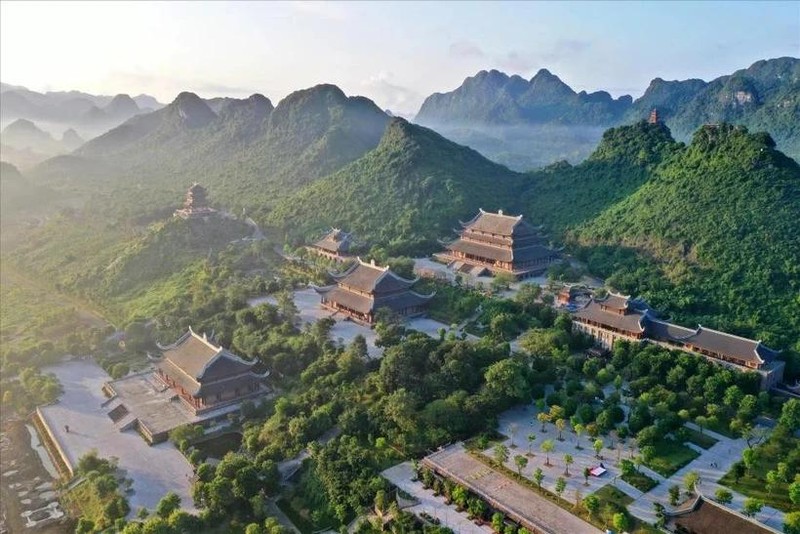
[591,485,660,534]
[621,470,659,492]
[645,439,700,477]
[716,426,798,512]
[683,427,719,450]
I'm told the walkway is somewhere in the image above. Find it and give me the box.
[422,444,600,534]
[382,462,494,534]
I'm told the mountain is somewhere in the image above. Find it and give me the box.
[417,68,631,126]
[37,85,390,216]
[2,119,58,150]
[573,124,800,347]
[0,83,164,140]
[103,94,140,121]
[625,57,800,160]
[61,128,84,151]
[269,117,527,254]
[415,58,799,170]
[415,69,633,170]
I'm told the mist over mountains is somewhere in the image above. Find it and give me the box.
[415,57,799,169]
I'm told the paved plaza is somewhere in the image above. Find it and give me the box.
[494,404,786,531]
[382,462,493,534]
[38,360,196,514]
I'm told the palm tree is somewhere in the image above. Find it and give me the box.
[527,433,537,455]
[564,454,574,476]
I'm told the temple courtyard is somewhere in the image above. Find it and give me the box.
[248,287,460,358]
[37,360,196,514]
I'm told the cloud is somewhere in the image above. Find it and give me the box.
[449,40,485,59]
[360,71,422,115]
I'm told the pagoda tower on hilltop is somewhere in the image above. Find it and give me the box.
[648,108,660,124]
[174,183,217,219]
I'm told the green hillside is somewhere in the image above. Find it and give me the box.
[575,124,800,349]
[522,120,681,231]
[34,85,391,215]
[269,118,528,255]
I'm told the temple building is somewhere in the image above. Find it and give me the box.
[174,183,217,219]
[570,292,784,389]
[314,258,434,324]
[648,108,660,124]
[155,328,268,414]
[307,228,355,261]
[572,292,653,348]
[436,209,560,279]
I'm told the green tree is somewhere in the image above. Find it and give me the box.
[514,454,528,476]
[534,468,544,489]
[592,438,603,458]
[541,439,555,466]
[537,412,550,432]
[714,488,733,505]
[555,418,566,440]
[668,484,681,506]
[584,495,600,516]
[155,492,181,518]
[684,471,700,494]
[491,512,505,533]
[779,399,800,431]
[564,454,574,476]
[555,477,566,498]
[527,433,536,454]
[612,513,630,533]
[494,443,510,465]
[742,498,763,517]
[790,480,800,506]
[784,511,800,534]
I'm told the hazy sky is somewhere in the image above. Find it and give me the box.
[2,1,798,114]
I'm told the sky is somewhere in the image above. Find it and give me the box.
[1,1,798,115]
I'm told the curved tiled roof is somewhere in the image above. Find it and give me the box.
[461,208,539,237]
[313,228,353,253]
[331,258,418,294]
[157,328,257,395]
[572,299,648,334]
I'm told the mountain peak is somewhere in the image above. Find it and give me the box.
[168,92,217,128]
[104,93,140,119]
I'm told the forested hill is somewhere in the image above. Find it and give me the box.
[574,124,800,349]
[625,57,800,160]
[521,120,682,231]
[33,84,391,214]
[269,117,527,255]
